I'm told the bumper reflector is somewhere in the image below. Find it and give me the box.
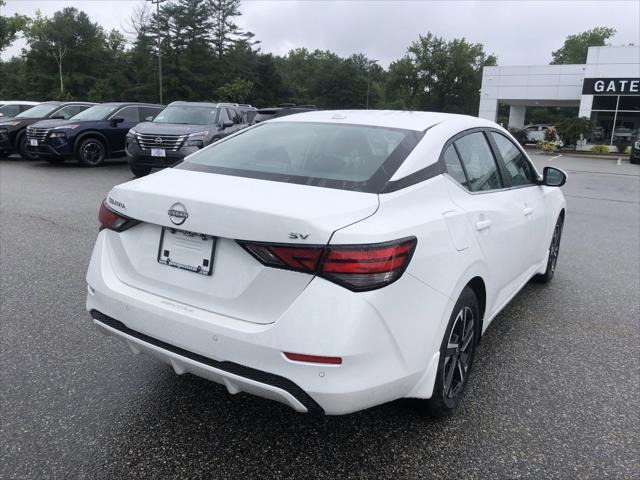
[284,352,342,365]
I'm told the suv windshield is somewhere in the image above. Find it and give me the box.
[178,122,423,192]
[153,106,220,125]
[16,104,59,118]
[72,105,119,121]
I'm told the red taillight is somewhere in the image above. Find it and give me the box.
[98,200,138,232]
[238,237,416,291]
[284,352,342,365]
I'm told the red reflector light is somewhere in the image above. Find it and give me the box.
[284,352,342,365]
[98,200,138,232]
[238,237,417,292]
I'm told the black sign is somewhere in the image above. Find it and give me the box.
[582,78,640,95]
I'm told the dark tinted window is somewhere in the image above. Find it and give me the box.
[490,132,535,186]
[140,106,163,121]
[113,106,139,122]
[443,145,468,188]
[454,132,503,192]
[592,96,618,110]
[0,104,20,116]
[619,95,640,111]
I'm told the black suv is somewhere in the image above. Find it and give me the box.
[630,134,640,165]
[26,102,163,166]
[0,101,95,159]
[253,104,318,123]
[126,102,248,176]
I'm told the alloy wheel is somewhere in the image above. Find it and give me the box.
[82,141,104,165]
[443,306,474,398]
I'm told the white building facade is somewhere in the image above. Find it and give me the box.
[479,46,640,146]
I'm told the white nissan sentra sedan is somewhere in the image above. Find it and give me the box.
[86,110,566,416]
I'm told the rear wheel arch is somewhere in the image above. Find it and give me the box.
[466,276,486,338]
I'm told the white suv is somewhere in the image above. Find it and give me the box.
[86,110,566,416]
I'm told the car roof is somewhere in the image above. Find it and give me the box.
[0,100,40,105]
[168,101,225,108]
[99,102,163,107]
[268,109,497,132]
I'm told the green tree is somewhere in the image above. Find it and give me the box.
[550,27,616,64]
[386,33,496,114]
[557,116,592,148]
[0,0,29,52]
[216,78,252,102]
[208,0,257,59]
[24,8,108,98]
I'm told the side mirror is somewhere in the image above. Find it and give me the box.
[221,120,234,128]
[110,117,124,127]
[542,166,567,187]
[145,116,154,121]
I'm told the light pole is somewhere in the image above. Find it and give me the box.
[366,59,378,110]
[147,0,165,104]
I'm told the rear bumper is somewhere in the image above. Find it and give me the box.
[91,310,322,413]
[86,230,450,414]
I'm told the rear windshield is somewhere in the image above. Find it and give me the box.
[177,122,423,192]
[154,106,220,125]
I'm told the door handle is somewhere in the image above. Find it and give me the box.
[524,207,534,216]
[475,219,493,231]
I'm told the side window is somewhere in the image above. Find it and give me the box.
[55,105,84,119]
[490,132,535,186]
[113,106,139,123]
[443,145,469,189]
[139,107,161,121]
[2,105,20,116]
[454,132,504,192]
[226,108,240,124]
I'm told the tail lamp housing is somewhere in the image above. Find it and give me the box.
[238,237,416,292]
[98,200,139,232]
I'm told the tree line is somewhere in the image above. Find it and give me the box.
[0,0,616,115]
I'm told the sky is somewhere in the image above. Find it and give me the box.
[2,0,639,67]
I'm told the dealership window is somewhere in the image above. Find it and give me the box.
[589,95,640,146]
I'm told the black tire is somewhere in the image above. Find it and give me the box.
[130,164,152,177]
[0,150,9,158]
[77,138,106,167]
[17,134,37,160]
[536,215,564,283]
[425,287,479,417]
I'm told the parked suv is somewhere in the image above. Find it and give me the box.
[630,134,640,164]
[253,104,318,123]
[126,102,247,177]
[26,102,163,166]
[0,101,94,159]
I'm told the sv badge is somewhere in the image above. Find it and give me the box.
[289,233,310,240]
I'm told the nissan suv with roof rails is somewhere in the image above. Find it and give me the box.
[0,101,94,159]
[88,109,567,416]
[253,103,318,123]
[27,102,163,166]
[0,101,40,119]
[126,102,248,177]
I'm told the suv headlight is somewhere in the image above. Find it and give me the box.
[49,131,67,139]
[52,124,80,130]
[0,121,21,127]
[186,130,210,147]
[127,128,137,137]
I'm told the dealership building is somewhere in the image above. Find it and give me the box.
[478,45,640,147]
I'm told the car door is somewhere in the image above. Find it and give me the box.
[489,131,549,272]
[106,106,140,153]
[443,130,527,315]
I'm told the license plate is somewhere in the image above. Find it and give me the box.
[151,148,166,157]
[157,228,216,276]
[30,139,38,146]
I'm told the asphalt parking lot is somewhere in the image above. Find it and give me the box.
[1,153,638,479]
